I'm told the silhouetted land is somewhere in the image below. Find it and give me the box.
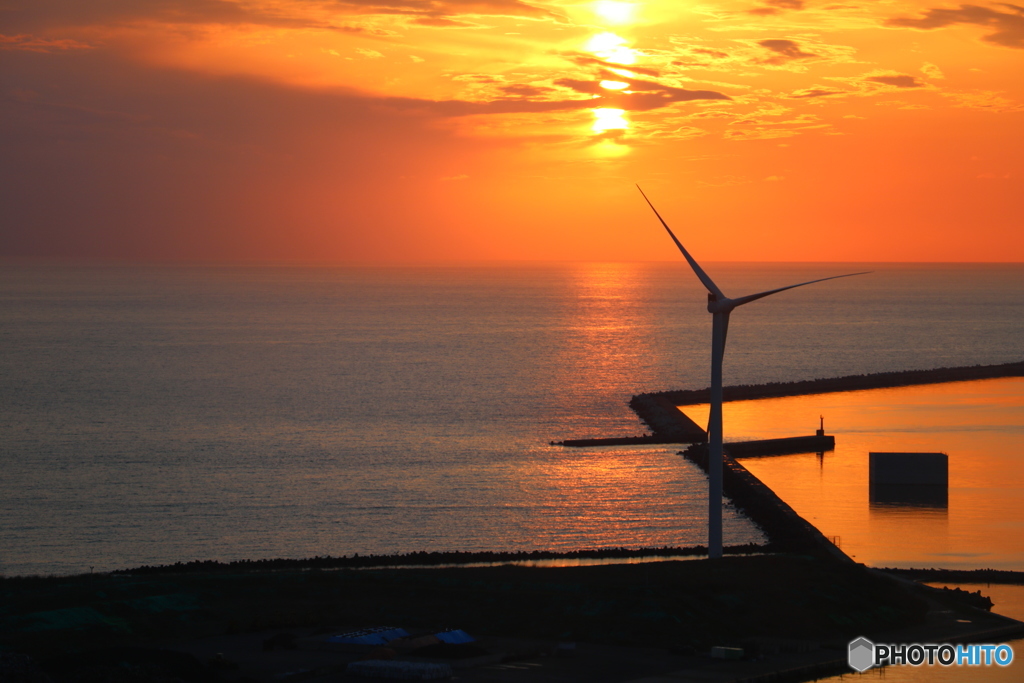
[0,556,927,671]
[6,555,1023,683]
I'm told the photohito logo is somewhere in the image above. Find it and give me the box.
[847,637,875,672]
[848,637,1014,671]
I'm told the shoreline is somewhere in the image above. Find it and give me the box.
[102,545,767,577]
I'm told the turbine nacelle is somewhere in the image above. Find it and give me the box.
[707,293,734,314]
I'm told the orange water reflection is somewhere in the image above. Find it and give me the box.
[509,445,764,551]
[682,378,1024,570]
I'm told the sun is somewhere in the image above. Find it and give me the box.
[592,108,629,132]
[592,1,636,25]
[585,32,637,65]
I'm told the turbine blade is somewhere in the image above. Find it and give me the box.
[731,271,871,308]
[637,185,725,300]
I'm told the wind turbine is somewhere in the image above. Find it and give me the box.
[637,186,868,559]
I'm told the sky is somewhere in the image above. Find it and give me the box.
[2,0,1022,262]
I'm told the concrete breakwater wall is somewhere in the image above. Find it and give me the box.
[627,393,708,441]
[681,443,852,563]
[724,434,834,457]
[630,360,1024,438]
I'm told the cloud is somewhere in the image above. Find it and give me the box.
[499,84,554,97]
[758,39,817,64]
[4,0,294,32]
[344,0,563,22]
[748,0,805,16]
[669,46,733,67]
[2,0,561,34]
[691,47,730,60]
[553,76,730,111]
[724,128,800,140]
[866,74,925,88]
[886,4,1024,49]
[0,33,93,52]
[788,87,848,98]
[942,89,1022,111]
[561,52,662,77]
[920,62,945,79]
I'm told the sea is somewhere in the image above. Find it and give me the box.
[2,262,1023,578]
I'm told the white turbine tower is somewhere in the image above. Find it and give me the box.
[637,186,868,559]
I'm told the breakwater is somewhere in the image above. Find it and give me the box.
[724,434,834,457]
[111,545,767,575]
[681,443,851,562]
[880,567,1024,586]
[627,360,1024,441]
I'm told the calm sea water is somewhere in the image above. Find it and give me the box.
[1,263,1022,576]
[692,378,1024,570]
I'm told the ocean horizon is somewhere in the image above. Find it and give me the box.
[2,262,1022,577]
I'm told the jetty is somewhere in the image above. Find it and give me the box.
[723,434,833,457]
[632,360,1024,438]
[556,360,1024,446]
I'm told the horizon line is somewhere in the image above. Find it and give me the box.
[3,257,1024,268]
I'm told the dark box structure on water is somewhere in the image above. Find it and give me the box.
[869,452,948,486]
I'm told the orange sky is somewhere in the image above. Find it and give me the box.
[2,0,1022,262]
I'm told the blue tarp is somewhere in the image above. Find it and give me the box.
[435,629,474,644]
[327,626,410,645]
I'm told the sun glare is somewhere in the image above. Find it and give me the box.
[592,108,629,132]
[585,32,637,65]
[600,80,629,90]
[592,1,636,25]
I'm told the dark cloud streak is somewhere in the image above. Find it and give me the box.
[553,76,730,111]
[749,0,805,16]
[886,4,1024,48]
[866,74,925,87]
[2,0,560,34]
[758,39,817,64]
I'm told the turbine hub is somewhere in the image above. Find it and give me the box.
[707,293,734,314]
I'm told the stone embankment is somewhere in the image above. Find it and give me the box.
[681,443,851,562]
[628,392,709,442]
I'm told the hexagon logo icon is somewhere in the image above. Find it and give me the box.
[848,637,875,672]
